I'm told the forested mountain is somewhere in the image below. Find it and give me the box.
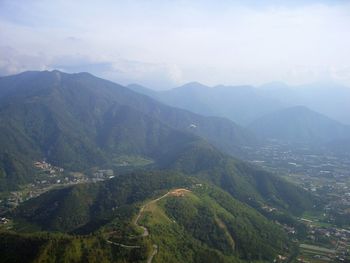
[0,70,315,211]
[7,171,290,262]
[2,0,350,262]
[0,70,256,190]
[247,106,350,144]
[157,138,314,214]
[0,70,318,263]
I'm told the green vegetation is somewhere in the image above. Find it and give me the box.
[0,230,150,263]
[113,155,154,167]
[12,171,194,233]
[141,186,288,262]
[298,243,336,263]
[5,171,290,262]
[0,70,315,216]
[0,71,321,262]
[301,211,332,228]
[161,139,316,215]
[0,70,255,191]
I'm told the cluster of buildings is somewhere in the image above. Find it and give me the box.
[92,169,114,181]
[0,163,116,214]
[297,219,350,262]
[34,160,64,174]
[246,141,350,180]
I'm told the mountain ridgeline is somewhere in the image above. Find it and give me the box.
[129,82,350,146]
[0,70,318,263]
[128,82,284,125]
[0,70,256,190]
[0,71,313,213]
[128,81,350,126]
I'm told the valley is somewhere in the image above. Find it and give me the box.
[242,141,350,262]
[2,137,349,263]
[2,1,350,262]
[0,70,349,262]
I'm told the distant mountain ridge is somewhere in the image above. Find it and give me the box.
[128,81,350,125]
[259,81,350,125]
[129,82,284,125]
[247,106,350,144]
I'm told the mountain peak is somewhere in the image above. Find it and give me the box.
[53,70,95,78]
[50,70,62,82]
[177,81,210,91]
[50,69,62,74]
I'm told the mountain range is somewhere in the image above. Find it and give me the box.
[0,70,256,190]
[0,70,319,263]
[129,82,350,146]
[128,82,284,125]
[0,71,314,211]
[129,81,350,126]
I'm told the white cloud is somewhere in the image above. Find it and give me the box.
[0,46,49,75]
[1,1,350,88]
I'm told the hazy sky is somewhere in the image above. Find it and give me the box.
[1,0,350,89]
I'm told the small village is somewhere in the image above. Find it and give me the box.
[0,161,114,216]
[296,216,350,262]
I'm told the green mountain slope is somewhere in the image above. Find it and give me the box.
[0,231,150,263]
[8,171,289,262]
[12,171,194,233]
[159,139,315,214]
[0,70,314,216]
[143,186,287,262]
[0,70,256,190]
[0,71,317,262]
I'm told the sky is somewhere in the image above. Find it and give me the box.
[1,0,350,89]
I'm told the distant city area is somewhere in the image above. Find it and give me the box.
[244,141,350,262]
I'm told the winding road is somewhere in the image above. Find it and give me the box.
[106,240,140,249]
[108,190,174,263]
[134,191,171,263]
[133,191,171,235]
